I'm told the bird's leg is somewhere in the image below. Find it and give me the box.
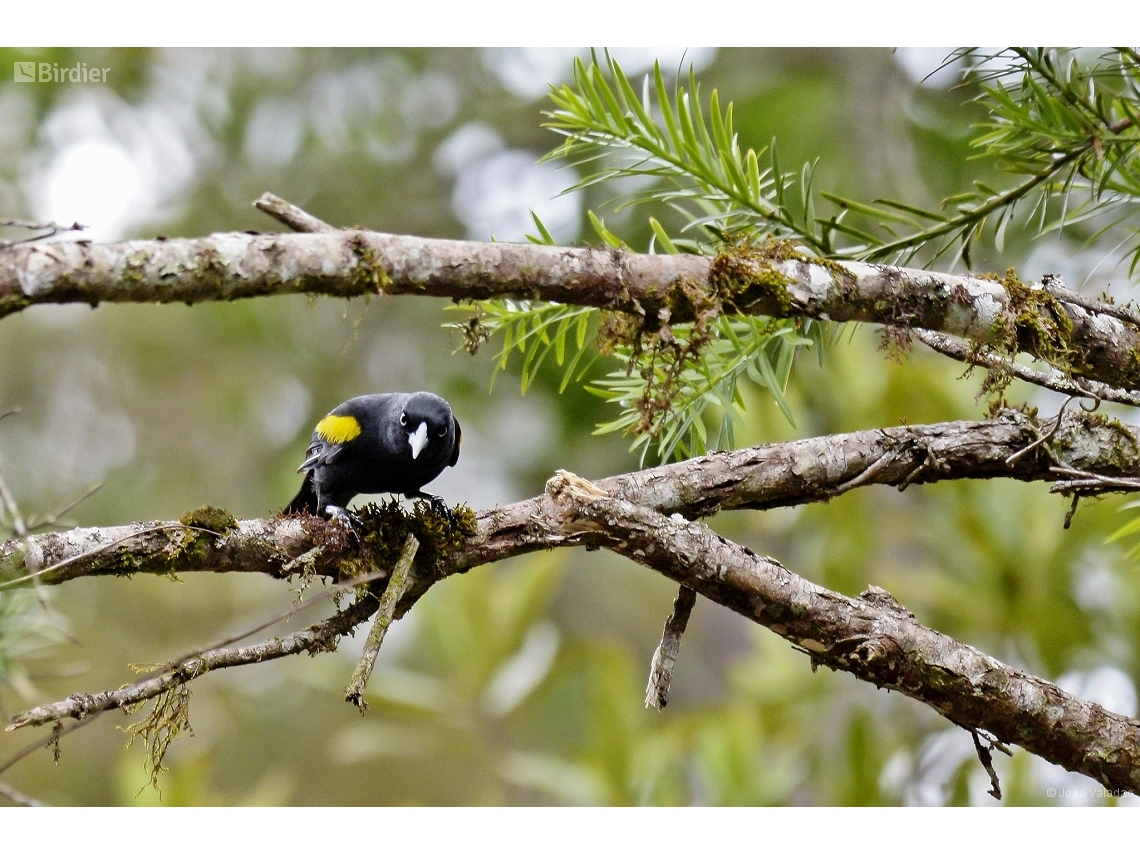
[324,503,362,541]
[408,491,456,524]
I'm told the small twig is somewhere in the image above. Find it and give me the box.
[6,568,389,733]
[253,192,336,234]
[1048,466,1140,494]
[0,777,47,806]
[0,220,85,249]
[345,533,419,710]
[173,567,389,667]
[1005,396,1080,466]
[1048,469,1140,487]
[832,451,898,497]
[23,482,104,532]
[916,330,1140,408]
[1064,494,1081,529]
[7,604,360,731]
[645,584,698,710]
[1042,274,1140,329]
[971,728,1004,800]
[897,446,939,492]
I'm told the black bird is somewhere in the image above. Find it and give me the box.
[285,391,461,524]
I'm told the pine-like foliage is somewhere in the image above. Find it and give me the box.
[456,49,1140,463]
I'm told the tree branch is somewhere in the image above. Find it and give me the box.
[7,415,1140,792]
[644,584,697,710]
[253,192,335,234]
[0,515,348,588]
[539,471,1140,795]
[916,330,1140,407]
[6,584,380,730]
[344,533,418,709]
[4,410,1138,591]
[4,220,1140,390]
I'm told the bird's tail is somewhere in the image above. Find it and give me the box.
[284,471,319,515]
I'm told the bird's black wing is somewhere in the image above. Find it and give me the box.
[296,409,367,472]
[284,470,319,514]
[449,416,462,467]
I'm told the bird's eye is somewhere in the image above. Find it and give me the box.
[437,425,447,437]
[399,412,407,426]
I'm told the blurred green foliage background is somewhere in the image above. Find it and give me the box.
[1,47,1138,806]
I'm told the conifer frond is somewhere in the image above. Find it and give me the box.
[466,49,1140,464]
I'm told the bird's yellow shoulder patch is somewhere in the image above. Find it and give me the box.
[315,413,362,444]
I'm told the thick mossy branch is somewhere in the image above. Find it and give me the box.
[6,227,1140,392]
[709,237,835,316]
[349,499,476,580]
[179,505,238,534]
[998,269,1075,367]
[5,411,1140,593]
[963,269,1079,399]
[0,500,475,591]
[701,241,1140,392]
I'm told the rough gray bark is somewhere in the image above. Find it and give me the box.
[644,584,697,710]
[0,517,328,587]
[542,471,1140,795]
[916,329,1140,407]
[3,228,1138,391]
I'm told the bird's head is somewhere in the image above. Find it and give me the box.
[399,392,456,461]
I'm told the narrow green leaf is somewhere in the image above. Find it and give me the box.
[822,192,919,226]
[527,211,557,245]
[871,198,951,223]
[746,148,762,203]
[613,61,660,141]
[588,210,624,248]
[648,217,680,254]
[753,347,796,426]
[654,62,682,153]
[1107,513,1140,543]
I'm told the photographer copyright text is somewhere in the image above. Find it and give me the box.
[1046,786,1129,799]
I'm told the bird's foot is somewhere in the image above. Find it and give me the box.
[413,493,455,525]
[325,504,361,542]
[431,497,456,525]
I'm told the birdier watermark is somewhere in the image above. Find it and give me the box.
[13,61,109,84]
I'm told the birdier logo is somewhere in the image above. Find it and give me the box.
[13,61,109,83]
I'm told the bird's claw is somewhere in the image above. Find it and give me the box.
[426,495,456,525]
[326,505,361,543]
